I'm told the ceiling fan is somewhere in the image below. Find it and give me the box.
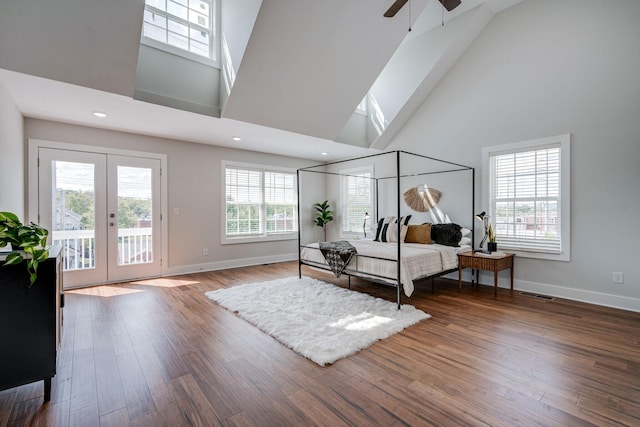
[384,0,462,18]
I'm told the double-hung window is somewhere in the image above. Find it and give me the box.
[340,166,374,237]
[223,162,297,243]
[142,0,216,63]
[483,134,570,261]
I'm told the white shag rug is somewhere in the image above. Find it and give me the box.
[204,276,430,366]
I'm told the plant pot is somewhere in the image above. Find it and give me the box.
[487,242,497,253]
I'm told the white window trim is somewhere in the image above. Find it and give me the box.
[482,134,571,261]
[141,0,220,68]
[339,165,375,239]
[221,161,298,245]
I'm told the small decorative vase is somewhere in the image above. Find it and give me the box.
[487,242,497,253]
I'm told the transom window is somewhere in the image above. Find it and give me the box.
[223,163,297,244]
[142,0,215,61]
[483,134,570,261]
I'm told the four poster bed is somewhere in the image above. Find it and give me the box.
[297,151,475,309]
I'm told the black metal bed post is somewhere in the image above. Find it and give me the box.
[297,169,302,279]
[471,168,476,250]
[396,151,402,309]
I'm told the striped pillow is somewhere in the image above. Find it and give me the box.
[396,215,412,227]
[374,216,396,241]
[379,222,408,243]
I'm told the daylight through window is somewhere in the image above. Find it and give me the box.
[484,134,570,261]
[224,165,297,242]
[143,0,214,60]
[341,167,374,236]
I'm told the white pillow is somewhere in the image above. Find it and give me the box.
[461,227,472,237]
[459,236,472,246]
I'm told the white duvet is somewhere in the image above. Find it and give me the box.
[300,240,470,297]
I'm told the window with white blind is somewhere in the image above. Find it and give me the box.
[340,166,374,237]
[482,134,570,261]
[223,162,297,244]
[142,0,216,64]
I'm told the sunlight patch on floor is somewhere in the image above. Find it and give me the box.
[67,286,144,298]
[329,312,393,331]
[129,278,200,288]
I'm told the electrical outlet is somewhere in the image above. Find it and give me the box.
[203,248,208,256]
[613,272,624,284]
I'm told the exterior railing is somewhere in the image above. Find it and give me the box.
[53,228,153,271]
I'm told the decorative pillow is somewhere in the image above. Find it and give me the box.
[379,222,408,243]
[459,236,472,246]
[431,223,462,247]
[405,224,432,244]
[396,215,412,226]
[374,216,396,241]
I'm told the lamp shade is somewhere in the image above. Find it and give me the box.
[476,211,486,221]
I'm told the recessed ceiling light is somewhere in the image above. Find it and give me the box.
[232,136,242,141]
[93,111,107,118]
[321,152,329,156]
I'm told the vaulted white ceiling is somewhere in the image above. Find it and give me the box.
[0,0,524,161]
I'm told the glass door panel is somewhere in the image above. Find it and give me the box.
[39,149,107,288]
[52,161,97,271]
[116,165,154,266]
[107,155,161,282]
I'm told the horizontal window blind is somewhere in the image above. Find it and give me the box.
[341,169,373,234]
[264,172,297,234]
[225,168,261,236]
[225,166,297,239]
[490,144,561,253]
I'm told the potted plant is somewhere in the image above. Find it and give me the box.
[313,200,334,242]
[487,223,497,253]
[0,211,49,286]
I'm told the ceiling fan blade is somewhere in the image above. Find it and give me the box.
[438,0,461,12]
[384,0,409,17]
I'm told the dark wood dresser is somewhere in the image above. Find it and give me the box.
[0,245,63,402]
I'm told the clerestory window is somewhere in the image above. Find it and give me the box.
[142,0,216,63]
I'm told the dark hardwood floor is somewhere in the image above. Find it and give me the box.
[1,261,639,426]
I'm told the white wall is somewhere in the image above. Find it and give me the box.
[134,45,221,117]
[24,119,317,275]
[0,82,24,217]
[388,0,640,311]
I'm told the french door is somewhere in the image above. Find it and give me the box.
[38,148,162,288]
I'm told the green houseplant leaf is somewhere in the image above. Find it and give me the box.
[0,212,49,286]
[313,200,334,241]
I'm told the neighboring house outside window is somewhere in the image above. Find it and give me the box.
[142,0,216,64]
[223,162,297,244]
[482,134,570,261]
[340,166,374,237]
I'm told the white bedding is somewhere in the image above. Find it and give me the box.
[300,240,470,297]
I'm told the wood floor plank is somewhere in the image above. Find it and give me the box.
[1,261,639,426]
[115,351,156,421]
[69,348,97,411]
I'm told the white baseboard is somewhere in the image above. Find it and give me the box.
[470,273,640,313]
[167,257,639,313]
[163,253,298,277]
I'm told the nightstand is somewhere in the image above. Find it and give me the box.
[458,251,515,297]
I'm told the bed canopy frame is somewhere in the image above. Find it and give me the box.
[297,150,475,308]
